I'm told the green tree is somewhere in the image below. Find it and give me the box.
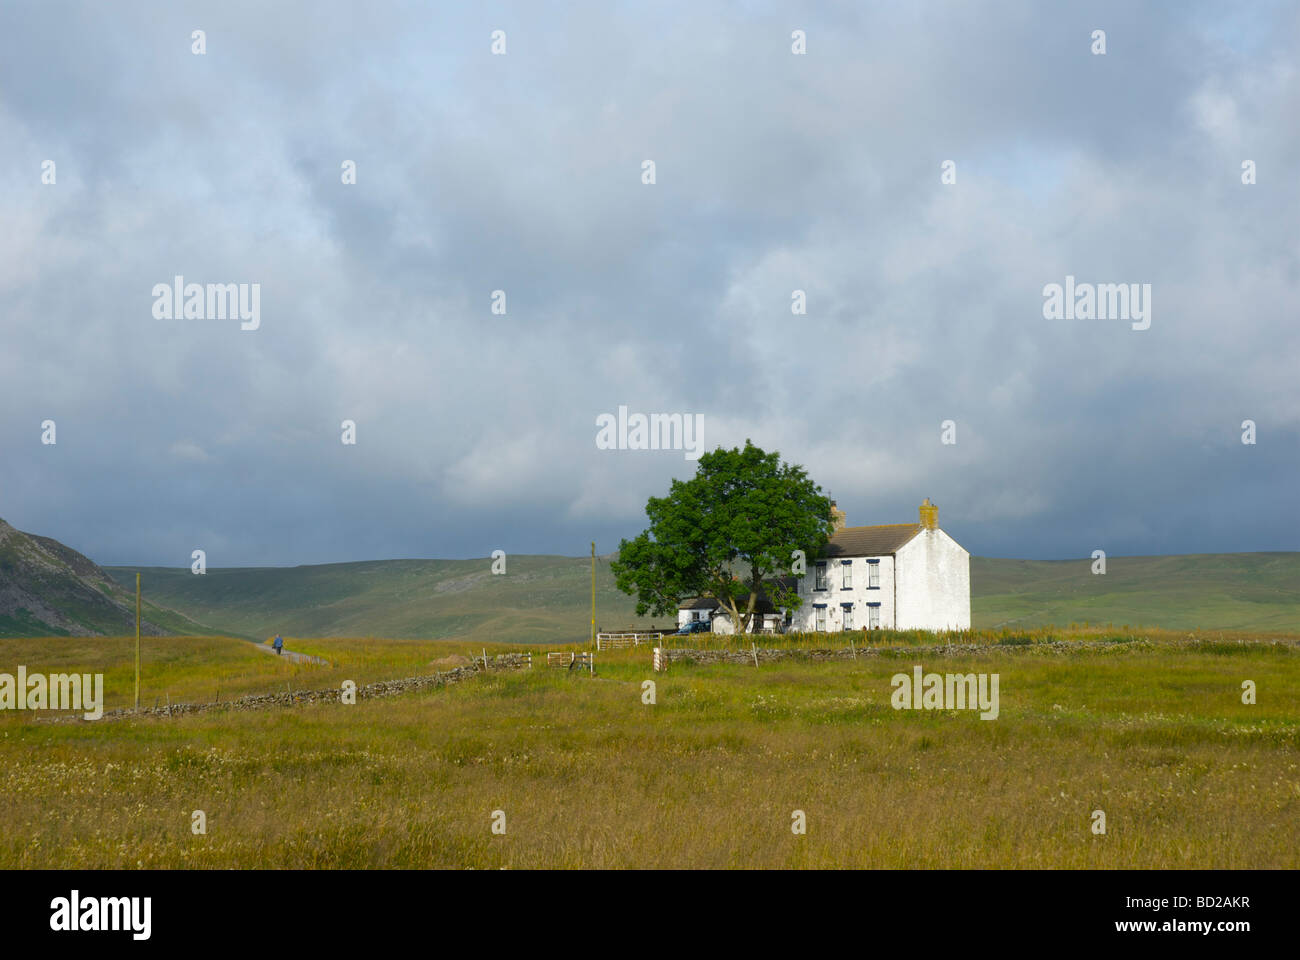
[611,441,835,634]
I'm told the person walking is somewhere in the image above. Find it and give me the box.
[273,634,284,656]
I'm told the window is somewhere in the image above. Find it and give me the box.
[842,561,852,589]
[868,603,881,629]
[842,604,854,629]
[815,605,827,631]
[691,611,700,622]
[868,560,880,589]
[814,563,827,591]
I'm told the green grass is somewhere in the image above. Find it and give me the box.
[0,636,311,714]
[0,633,533,717]
[0,630,1296,868]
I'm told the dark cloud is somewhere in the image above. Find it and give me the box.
[1,0,1297,564]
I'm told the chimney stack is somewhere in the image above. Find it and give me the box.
[919,497,938,531]
[830,500,846,533]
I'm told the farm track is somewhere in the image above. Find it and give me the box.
[248,640,330,665]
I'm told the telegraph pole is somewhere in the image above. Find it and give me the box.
[590,541,596,647]
[134,573,141,712]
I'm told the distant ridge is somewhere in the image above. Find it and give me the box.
[4,519,1295,642]
[104,555,657,644]
[0,518,215,638]
[95,550,1300,644]
[972,552,1300,633]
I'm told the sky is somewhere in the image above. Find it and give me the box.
[1,1,1297,566]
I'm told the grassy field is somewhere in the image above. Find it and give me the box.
[1,628,1296,868]
[102,552,1300,645]
[974,553,1300,633]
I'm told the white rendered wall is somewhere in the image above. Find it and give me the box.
[790,555,896,633]
[893,529,971,630]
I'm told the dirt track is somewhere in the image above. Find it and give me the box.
[249,641,330,665]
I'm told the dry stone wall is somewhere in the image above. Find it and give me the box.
[655,636,1296,667]
[84,652,534,723]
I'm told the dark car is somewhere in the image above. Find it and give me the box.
[675,619,712,635]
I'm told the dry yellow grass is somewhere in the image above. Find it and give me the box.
[0,631,1296,868]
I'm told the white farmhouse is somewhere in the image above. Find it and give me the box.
[790,499,970,632]
[675,498,970,634]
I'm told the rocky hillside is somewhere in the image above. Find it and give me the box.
[0,518,212,637]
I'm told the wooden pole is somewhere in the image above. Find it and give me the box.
[590,541,596,647]
[134,573,141,712]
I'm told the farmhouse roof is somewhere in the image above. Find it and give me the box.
[679,597,721,610]
[822,523,922,558]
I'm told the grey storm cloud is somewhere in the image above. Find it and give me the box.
[0,0,1297,566]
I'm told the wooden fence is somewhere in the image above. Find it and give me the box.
[546,651,595,674]
[596,629,672,650]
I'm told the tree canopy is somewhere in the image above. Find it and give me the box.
[611,440,835,634]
